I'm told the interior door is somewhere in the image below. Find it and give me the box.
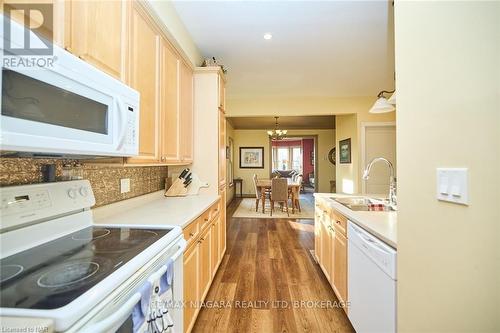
[363,125,396,195]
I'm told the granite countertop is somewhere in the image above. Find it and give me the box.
[314,193,397,248]
[92,190,220,229]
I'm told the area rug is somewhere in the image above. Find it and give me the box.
[232,196,314,219]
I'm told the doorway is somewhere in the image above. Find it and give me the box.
[361,122,396,195]
[270,136,318,193]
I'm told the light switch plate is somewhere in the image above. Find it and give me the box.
[436,168,468,205]
[120,178,131,194]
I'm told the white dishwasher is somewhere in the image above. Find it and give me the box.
[347,221,397,333]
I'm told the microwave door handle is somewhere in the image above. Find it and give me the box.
[78,292,141,333]
[114,97,128,151]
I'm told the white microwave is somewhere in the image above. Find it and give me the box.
[0,17,140,157]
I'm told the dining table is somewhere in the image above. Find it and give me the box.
[256,178,301,214]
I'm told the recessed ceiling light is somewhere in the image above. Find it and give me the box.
[263,33,272,40]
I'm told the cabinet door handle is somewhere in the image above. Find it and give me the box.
[189,232,195,237]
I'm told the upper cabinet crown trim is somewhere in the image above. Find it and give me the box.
[138,0,195,70]
[194,66,226,81]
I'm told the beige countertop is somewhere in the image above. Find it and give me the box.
[92,191,220,229]
[314,193,397,248]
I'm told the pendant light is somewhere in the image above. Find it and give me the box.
[369,90,396,113]
[267,117,287,140]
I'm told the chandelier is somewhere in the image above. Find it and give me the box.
[267,116,287,140]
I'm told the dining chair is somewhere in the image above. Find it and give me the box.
[253,174,270,212]
[270,178,289,217]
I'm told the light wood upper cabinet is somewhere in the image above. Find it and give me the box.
[126,3,161,163]
[65,0,126,80]
[333,231,348,304]
[179,61,194,163]
[218,108,226,187]
[160,41,180,163]
[4,0,64,46]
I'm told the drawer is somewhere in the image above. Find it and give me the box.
[183,219,200,245]
[331,209,347,236]
[211,199,222,218]
[198,209,211,231]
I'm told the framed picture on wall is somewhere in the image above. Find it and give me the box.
[239,147,264,168]
[339,138,351,164]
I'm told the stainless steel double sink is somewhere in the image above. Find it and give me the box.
[331,196,396,212]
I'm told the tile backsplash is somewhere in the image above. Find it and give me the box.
[0,158,167,207]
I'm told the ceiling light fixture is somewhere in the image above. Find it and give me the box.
[263,33,272,40]
[267,117,287,140]
[369,90,396,113]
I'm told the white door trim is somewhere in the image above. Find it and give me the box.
[360,121,396,194]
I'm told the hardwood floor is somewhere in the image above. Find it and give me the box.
[192,198,354,333]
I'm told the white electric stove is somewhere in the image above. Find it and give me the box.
[0,180,186,332]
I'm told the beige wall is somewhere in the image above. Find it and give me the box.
[335,114,358,194]
[233,129,335,195]
[335,109,396,194]
[395,1,500,332]
[226,120,235,204]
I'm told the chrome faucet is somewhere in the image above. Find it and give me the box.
[362,157,397,208]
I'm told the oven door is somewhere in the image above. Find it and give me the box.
[77,239,186,333]
[0,67,130,157]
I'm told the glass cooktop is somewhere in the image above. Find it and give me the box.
[0,226,170,310]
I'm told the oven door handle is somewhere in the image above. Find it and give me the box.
[79,292,141,333]
[171,239,187,261]
[148,239,187,283]
[114,96,128,151]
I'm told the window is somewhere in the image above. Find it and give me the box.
[272,145,303,173]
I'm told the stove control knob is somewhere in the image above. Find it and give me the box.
[67,188,77,199]
[79,186,89,197]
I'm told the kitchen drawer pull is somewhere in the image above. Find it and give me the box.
[189,232,195,237]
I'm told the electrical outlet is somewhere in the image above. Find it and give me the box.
[120,178,131,194]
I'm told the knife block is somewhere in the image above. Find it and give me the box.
[164,173,209,197]
[164,178,188,197]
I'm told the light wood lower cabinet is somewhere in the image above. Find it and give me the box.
[183,198,226,333]
[198,225,212,300]
[333,231,348,303]
[183,241,199,331]
[319,211,333,282]
[314,202,348,309]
